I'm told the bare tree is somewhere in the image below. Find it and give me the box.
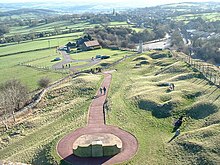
[0,79,29,123]
[0,93,9,130]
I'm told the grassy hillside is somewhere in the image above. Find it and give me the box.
[106,51,220,164]
[0,73,102,164]
[174,12,220,23]
[0,50,219,164]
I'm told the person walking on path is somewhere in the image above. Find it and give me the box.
[100,87,103,95]
[103,87,107,95]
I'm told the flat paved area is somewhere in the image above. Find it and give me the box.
[57,72,138,165]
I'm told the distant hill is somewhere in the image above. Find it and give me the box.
[0,2,220,15]
[0,8,55,16]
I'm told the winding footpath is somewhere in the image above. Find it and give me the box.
[57,71,138,165]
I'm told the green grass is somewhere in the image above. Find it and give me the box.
[28,54,61,68]
[70,61,88,67]
[0,34,78,57]
[0,50,219,164]
[0,74,103,164]
[71,48,131,60]
[175,12,220,22]
[7,20,103,37]
[105,51,220,164]
[0,49,66,90]
[69,49,135,71]
[107,21,130,27]
[6,21,129,38]
[132,28,144,32]
[0,30,84,90]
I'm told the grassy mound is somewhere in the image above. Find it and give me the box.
[138,99,172,118]
[167,124,220,164]
[185,102,218,119]
[106,50,220,164]
[150,52,171,59]
[140,60,149,65]
[133,56,148,61]
[169,72,201,81]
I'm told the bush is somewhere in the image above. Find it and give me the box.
[38,77,51,88]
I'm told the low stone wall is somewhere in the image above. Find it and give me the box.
[72,133,122,158]
[73,142,121,158]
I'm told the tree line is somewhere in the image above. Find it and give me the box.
[85,26,166,49]
[170,17,220,64]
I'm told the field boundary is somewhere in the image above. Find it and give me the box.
[171,51,220,87]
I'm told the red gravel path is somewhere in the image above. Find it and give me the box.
[57,72,138,165]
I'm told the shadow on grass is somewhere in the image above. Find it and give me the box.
[138,100,172,118]
[186,102,218,119]
[100,63,110,67]
[133,57,147,61]
[177,141,203,153]
[196,79,205,85]
[60,154,113,165]
[213,94,220,103]
[208,87,219,97]
[168,134,179,143]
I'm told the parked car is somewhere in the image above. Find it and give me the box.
[96,55,102,59]
[101,55,110,59]
[52,57,62,61]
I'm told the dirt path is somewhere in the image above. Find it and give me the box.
[57,72,138,165]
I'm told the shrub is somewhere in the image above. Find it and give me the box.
[38,77,51,88]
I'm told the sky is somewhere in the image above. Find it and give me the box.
[1,0,220,7]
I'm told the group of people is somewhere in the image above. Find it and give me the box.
[100,87,107,95]
[62,64,71,68]
[90,67,102,74]
[168,116,184,143]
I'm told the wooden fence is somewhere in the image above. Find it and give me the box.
[171,51,220,87]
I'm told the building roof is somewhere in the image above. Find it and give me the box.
[84,40,100,47]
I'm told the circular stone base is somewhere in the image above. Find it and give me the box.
[73,133,122,157]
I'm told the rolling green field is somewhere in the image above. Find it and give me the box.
[71,49,133,60]
[7,21,92,37]
[6,21,130,37]
[175,12,220,22]
[0,31,81,90]
[0,48,66,90]
[0,33,81,57]
[132,28,145,32]
[0,50,219,164]
[28,54,61,68]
